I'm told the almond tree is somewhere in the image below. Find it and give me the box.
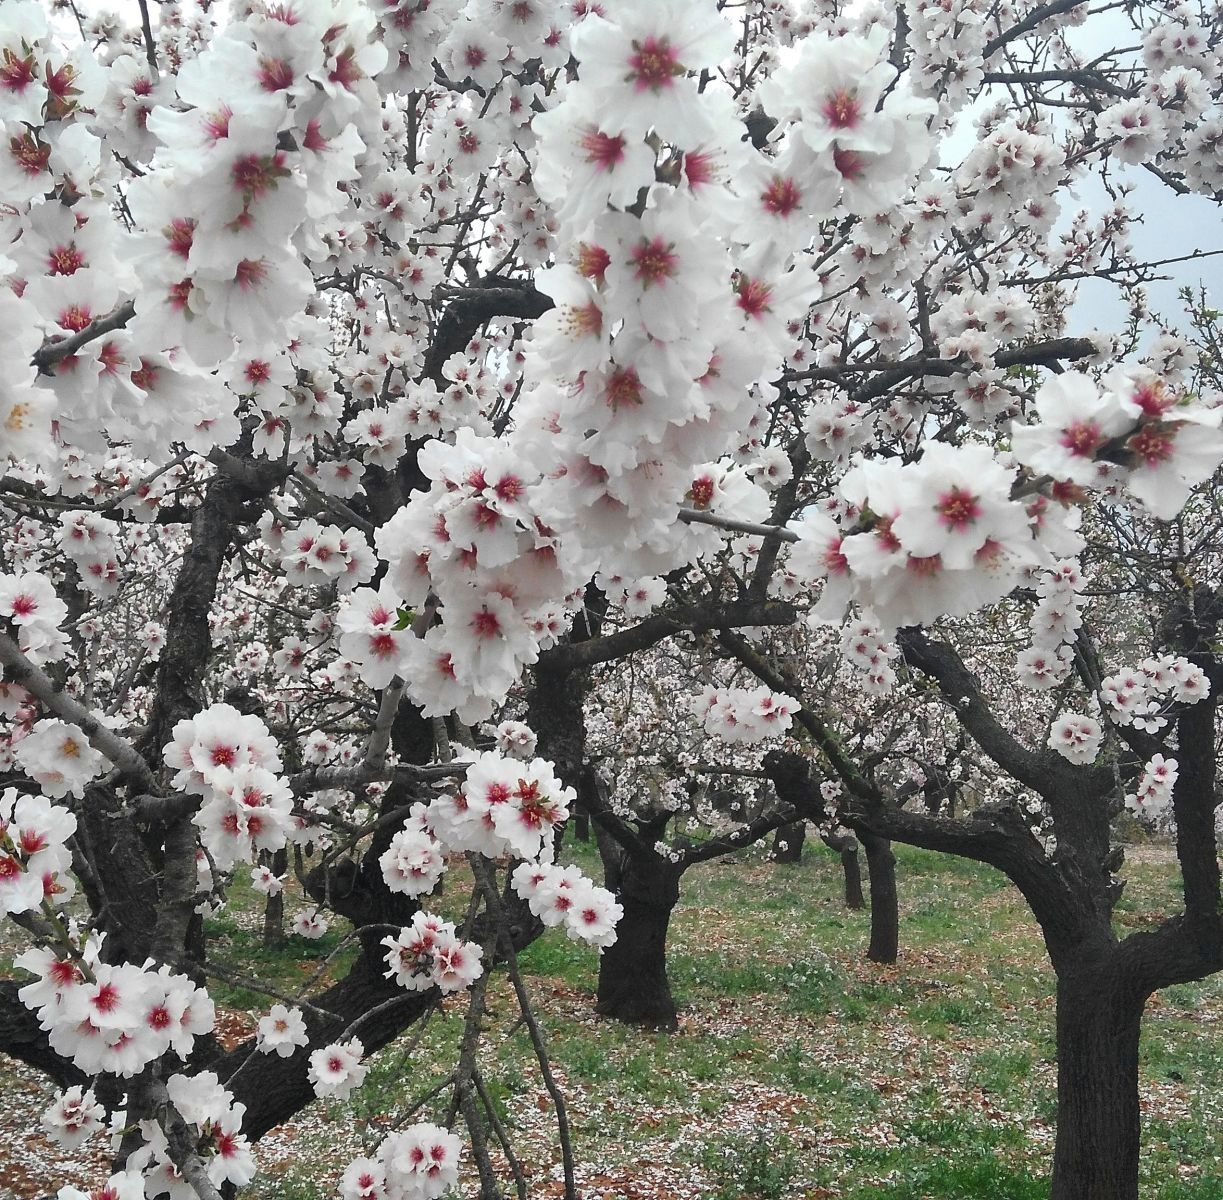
[1,2,1222,1199]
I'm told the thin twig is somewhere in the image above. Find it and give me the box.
[474,1069,528,1200]
[31,300,136,372]
[678,507,799,543]
[137,0,158,72]
[472,859,577,1200]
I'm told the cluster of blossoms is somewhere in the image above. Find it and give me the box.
[690,684,797,744]
[793,370,1223,641]
[379,821,446,897]
[16,936,214,1077]
[250,866,283,895]
[56,512,122,597]
[335,585,414,689]
[381,911,483,994]
[340,1123,462,1200]
[755,26,935,218]
[124,1071,256,1192]
[0,788,76,913]
[292,908,330,940]
[123,3,383,375]
[1011,370,1223,521]
[932,288,1036,367]
[1016,560,1086,690]
[1049,654,1210,769]
[164,704,295,869]
[790,443,1050,630]
[1125,754,1179,825]
[597,573,668,620]
[492,720,537,760]
[195,764,295,870]
[0,571,70,664]
[270,518,377,593]
[40,1083,105,1150]
[0,1,116,465]
[0,0,326,468]
[511,861,622,948]
[1100,656,1210,731]
[840,616,899,696]
[374,429,580,720]
[510,5,933,615]
[1103,6,1222,188]
[308,1037,368,1099]
[428,750,574,862]
[1047,711,1104,766]
[163,703,283,793]
[955,119,1067,238]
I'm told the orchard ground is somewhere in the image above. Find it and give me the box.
[3,841,1220,1200]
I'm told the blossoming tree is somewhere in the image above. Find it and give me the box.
[1,0,1222,1198]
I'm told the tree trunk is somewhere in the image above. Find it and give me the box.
[596,855,682,1030]
[263,849,287,949]
[823,832,864,909]
[862,832,898,964]
[772,820,806,863]
[1050,961,1146,1200]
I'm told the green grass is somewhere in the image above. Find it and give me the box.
[970,1047,1034,1093]
[842,1156,1049,1199]
[700,1128,799,1199]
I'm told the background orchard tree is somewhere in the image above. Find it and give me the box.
[576,632,807,1028]
[1,0,1222,1199]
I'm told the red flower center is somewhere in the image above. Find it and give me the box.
[604,366,644,410]
[629,236,678,287]
[1059,420,1101,458]
[579,129,626,172]
[1127,425,1174,467]
[761,175,801,217]
[822,89,861,128]
[627,35,682,92]
[936,486,981,530]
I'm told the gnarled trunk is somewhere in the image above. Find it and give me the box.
[1050,959,1146,1200]
[596,854,682,1030]
[862,832,898,964]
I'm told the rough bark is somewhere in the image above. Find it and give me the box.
[596,851,682,1031]
[1050,956,1147,1200]
[861,832,899,965]
[772,819,806,863]
[0,980,85,1089]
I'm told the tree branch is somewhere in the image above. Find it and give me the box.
[896,627,1110,801]
[31,300,136,372]
[543,600,796,672]
[677,804,800,867]
[983,0,1090,59]
[0,630,158,793]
